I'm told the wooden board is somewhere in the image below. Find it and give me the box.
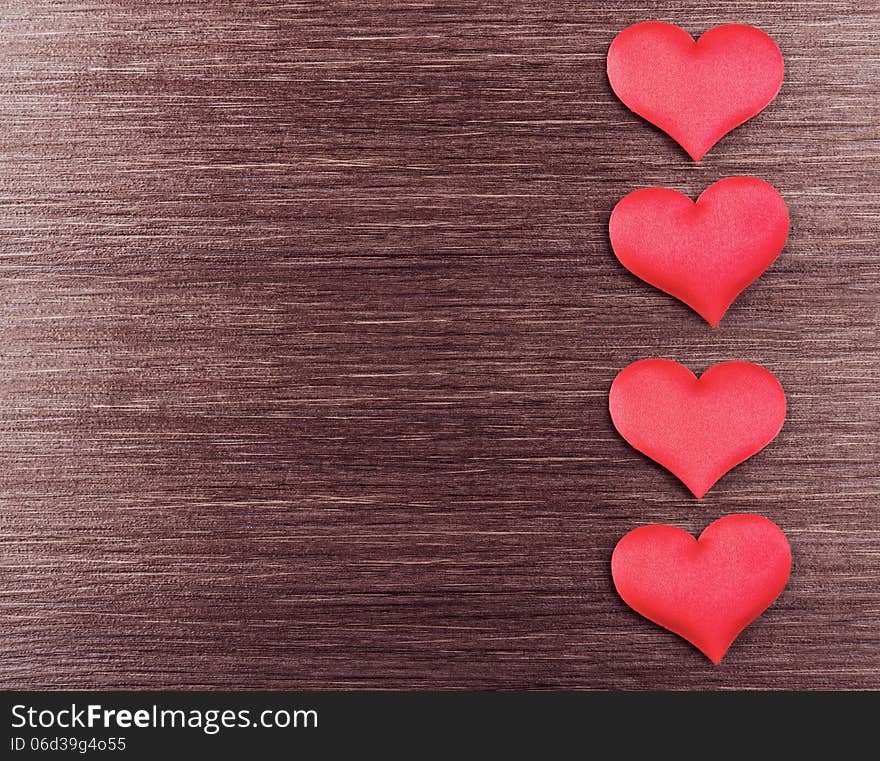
[0,0,878,690]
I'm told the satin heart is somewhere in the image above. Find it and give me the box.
[607,22,784,160]
[609,359,786,498]
[609,177,789,326]
[612,514,791,663]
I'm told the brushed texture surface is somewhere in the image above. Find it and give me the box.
[0,1,878,689]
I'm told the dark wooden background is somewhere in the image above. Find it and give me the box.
[0,0,877,690]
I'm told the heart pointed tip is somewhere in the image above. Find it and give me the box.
[705,646,729,665]
[700,308,725,327]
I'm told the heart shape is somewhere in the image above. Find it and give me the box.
[611,514,791,663]
[609,359,786,498]
[607,22,784,160]
[609,177,789,326]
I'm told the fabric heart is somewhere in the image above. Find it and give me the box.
[609,177,789,326]
[609,359,786,498]
[611,514,791,663]
[607,22,784,160]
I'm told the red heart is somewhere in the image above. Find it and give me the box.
[607,22,784,160]
[611,514,791,663]
[609,177,789,326]
[609,359,786,498]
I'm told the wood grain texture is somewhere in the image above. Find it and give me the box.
[0,0,878,690]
